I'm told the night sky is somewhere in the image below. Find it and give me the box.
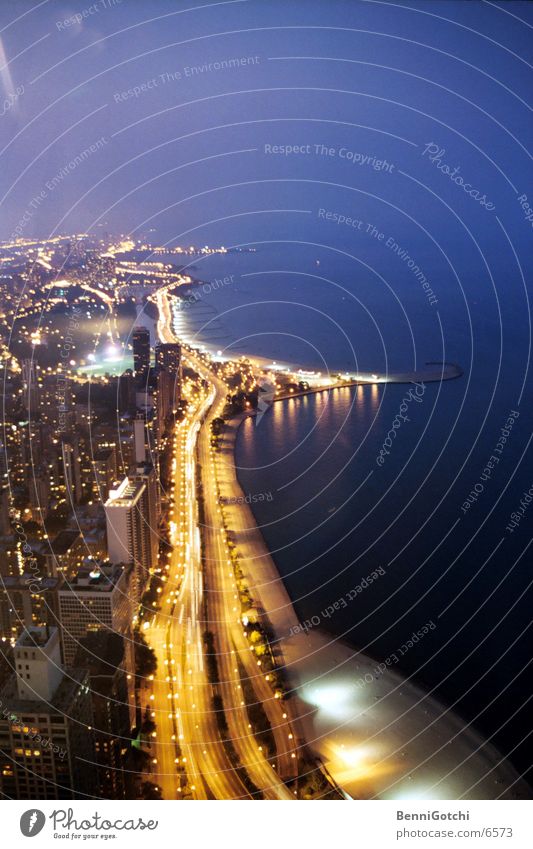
[0,0,531,262]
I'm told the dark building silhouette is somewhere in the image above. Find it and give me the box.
[118,369,136,414]
[132,327,150,385]
[0,574,62,643]
[0,627,94,800]
[74,632,130,799]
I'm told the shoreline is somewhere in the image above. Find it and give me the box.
[156,294,529,800]
[216,409,530,800]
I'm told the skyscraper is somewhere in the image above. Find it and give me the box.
[133,414,147,464]
[132,326,150,385]
[0,485,11,537]
[118,369,136,413]
[156,342,181,409]
[74,632,131,799]
[57,560,133,680]
[61,441,83,505]
[0,627,94,800]
[28,471,50,525]
[42,529,85,579]
[155,342,181,443]
[134,462,160,565]
[0,574,62,643]
[155,341,181,376]
[90,446,117,501]
[105,477,155,601]
[21,358,40,415]
[57,562,135,727]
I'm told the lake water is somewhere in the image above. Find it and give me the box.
[167,244,533,780]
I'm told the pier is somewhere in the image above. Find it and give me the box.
[274,361,463,402]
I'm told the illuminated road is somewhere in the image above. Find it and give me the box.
[194,362,297,799]
[147,289,298,799]
[43,277,114,307]
[146,378,250,799]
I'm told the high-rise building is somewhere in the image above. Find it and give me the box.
[155,371,172,437]
[0,485,11,536]
[42,530,85,579]
[57,562,133,667]
[13,625,63,700]
[118,369,136,414]
[29,470,50,525]
[0,439,8,481]
[134,462,160,564]
[133,414,147,464]
[105,477,155,602]
[20,420,45,470]
[61,441,83,505]
[57,562,136,728]
[21,358,40,415]
[91,447,117,501]
[132,326,150,385]
[41,374,74,434]
[155,342,181,426]
[0,574,62,643]
[0,539,19,580]
[155,341,181,376]
[74,632,131,799]
[0,627,94,800]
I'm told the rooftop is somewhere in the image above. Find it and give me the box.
[1,574,63,592]
[45,529,81,556]
[105,476,145,507]
[58,563,126,593]
[92,449,114,462]
[0,666,89,716]
[74,631,125,676]
[16,627,57,649]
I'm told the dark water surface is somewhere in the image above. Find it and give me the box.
[171,245,532,779]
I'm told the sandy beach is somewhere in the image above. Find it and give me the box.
[215,411,530,801]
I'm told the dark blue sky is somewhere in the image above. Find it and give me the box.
[0,0,532,265]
